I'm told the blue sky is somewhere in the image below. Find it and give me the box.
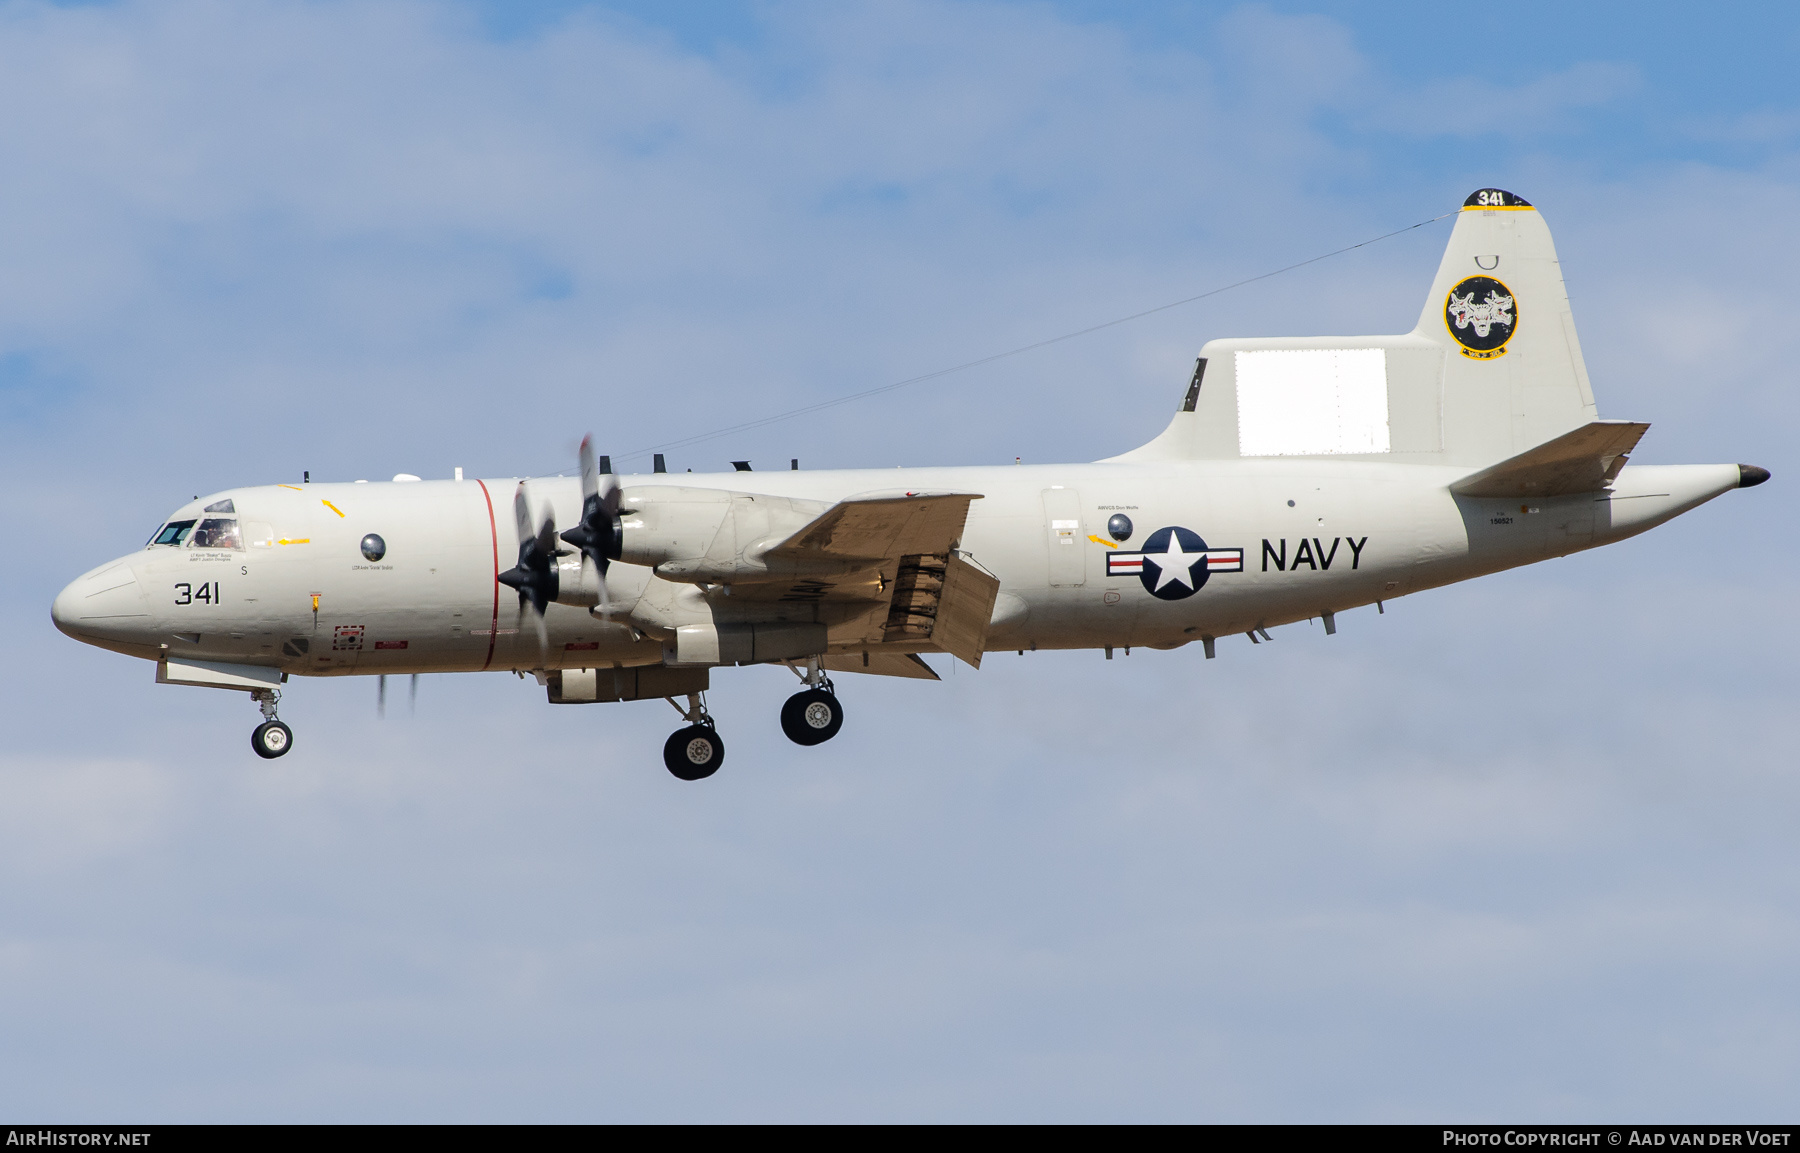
[3,0,1796,1121]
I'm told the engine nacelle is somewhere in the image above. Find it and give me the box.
[654,538,873,583]
[615,486,841,585]
[669,621,828,666]
[553,553,603,607]
[614,487,735,569]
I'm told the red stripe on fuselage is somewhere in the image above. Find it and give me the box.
[476,479,500,671]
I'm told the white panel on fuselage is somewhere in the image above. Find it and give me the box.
[1235,348,1391,457]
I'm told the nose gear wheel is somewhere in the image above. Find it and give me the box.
[251,720,293,758]
[249,690,293,759]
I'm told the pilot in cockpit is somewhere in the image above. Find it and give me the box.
[154,498,243,550]
[189,517,243,550]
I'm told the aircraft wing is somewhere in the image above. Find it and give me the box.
[1451,421,1650,498]
[767,489,979,563]
[817,652,942,680]
[748,490,1000,668]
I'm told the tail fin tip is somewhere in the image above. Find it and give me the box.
[1463,188,1532,209]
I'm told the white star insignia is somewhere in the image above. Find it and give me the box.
[1144,536,1201,591]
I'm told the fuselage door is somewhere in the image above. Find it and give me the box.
[1041,487,1086,588]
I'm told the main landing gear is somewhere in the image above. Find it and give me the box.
[250,690,293,759]
[659,659,847,781]
[663,692,724,781]
[781,658,844,747]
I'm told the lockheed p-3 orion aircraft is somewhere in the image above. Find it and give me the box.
[53,190,1768,779]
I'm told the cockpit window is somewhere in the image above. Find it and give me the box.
[151,520,195,546]
[203,499,236,513]
[190,518,243,550]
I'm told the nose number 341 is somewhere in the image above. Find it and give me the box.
[174,581,220,605]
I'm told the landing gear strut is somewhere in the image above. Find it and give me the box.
[781,657,844,747]
[250,690,293,759]
[663,692,724,781]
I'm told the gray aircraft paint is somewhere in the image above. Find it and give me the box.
[51,190,1764,746]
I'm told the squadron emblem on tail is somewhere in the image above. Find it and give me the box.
[1445,274,1517,359]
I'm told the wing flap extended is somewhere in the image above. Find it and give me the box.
[818,652,942,680]
[735,490,998,667]
[1451,421,1650,498]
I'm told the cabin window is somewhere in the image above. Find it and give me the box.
[190,517,243,550]
[151,520,195,546]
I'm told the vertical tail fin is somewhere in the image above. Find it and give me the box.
[1116,189,1605,468]
[1413,189,1598,463]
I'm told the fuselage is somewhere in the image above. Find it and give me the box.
[52,458,1741,677]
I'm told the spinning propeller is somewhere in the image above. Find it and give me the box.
[495,435,622,658]
[559,434,622,614]
[496,482,567,656]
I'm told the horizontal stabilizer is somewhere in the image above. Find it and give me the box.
[820,652,941,680]
[1452,421,1649,498]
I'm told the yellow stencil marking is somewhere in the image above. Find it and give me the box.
[321,500,345,517]
[278,484,303,492]
[277,538,311,546]
[1088,535,1120,548]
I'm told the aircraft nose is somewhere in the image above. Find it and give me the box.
[52,560,149,642]
[51,580,79,637]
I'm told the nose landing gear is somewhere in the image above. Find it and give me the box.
[781,658,844,746]
[663,692,724,780]
[250,690,293,759]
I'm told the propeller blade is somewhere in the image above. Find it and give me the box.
[562,433,622,616]
[511,483,533,548]
[579,434,598,504]
[499,482,559,623]
[378,673,387,718]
